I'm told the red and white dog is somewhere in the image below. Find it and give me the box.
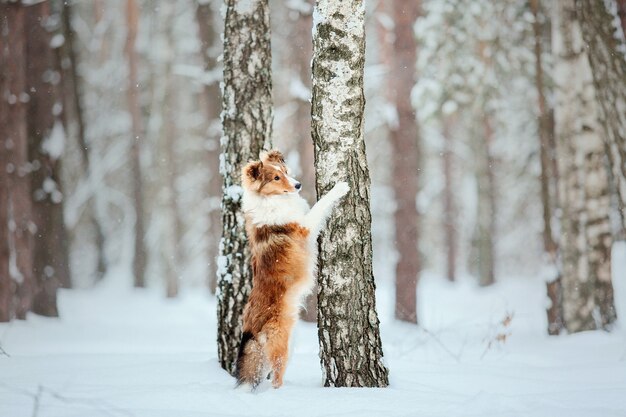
[235,150,349,389]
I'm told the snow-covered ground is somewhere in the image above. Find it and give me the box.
[1,248,626,417]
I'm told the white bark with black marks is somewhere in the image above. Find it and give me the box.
[311,0,389,388]
[217,0,273,375]
[554,0,616,332]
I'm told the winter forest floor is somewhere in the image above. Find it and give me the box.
[1,247,626,417]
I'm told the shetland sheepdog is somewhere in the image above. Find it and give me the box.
[235,149,349,389]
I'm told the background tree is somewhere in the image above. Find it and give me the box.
[217,0,273,375]
[577,0,626,236]
[554,0,616,332]
[125,0,147,288]
[196,0,223,294]
[61,0,107,280]
[387,1,422,323]
[25,0,72,316]
[0,3,35,321]
[312,0,389,387]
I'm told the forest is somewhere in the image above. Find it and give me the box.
[1,0,626,416]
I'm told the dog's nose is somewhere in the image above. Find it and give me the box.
[295,182,302,190]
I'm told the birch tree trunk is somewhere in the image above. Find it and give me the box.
[554,0,616,332]
[0,4,35,320]
[25,1,71,316]
[217,0,273,375]
[576,0,626,236]
[312,0,389,387]
[390,1,421,323]
[196,1,222,294]
[125,0,147,288]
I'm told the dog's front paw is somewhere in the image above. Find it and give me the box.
[328,181,350,200]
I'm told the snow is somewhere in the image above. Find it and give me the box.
[1,265,625,417]
[41,121,66,160]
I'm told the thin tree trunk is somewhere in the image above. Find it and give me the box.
[62,1,107,280]
[0,4,35,320]
[196,1,222,295]
[218,0,273,375]
[531,0,563,334]
[161,3,182,299]
[25,1,71,316]
[554,0,616,332]
[125,0,147,288]
[312,0,389,387]
[289,0,317,323]
[442,117,457,282]
[474,115,496,287]
[389,1,421,323]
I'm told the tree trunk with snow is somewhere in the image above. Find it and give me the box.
[554,0,616,332]
[125,0,147,288]
[25,1,72,316]
[388,0,421,323]
[312,0,389,387]
[0,4,35,321]
[217,0,273,375]
[576,0,626,238]
[196,1,222,294]
[61,1,107,280]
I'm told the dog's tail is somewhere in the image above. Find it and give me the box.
[235,331,268,389]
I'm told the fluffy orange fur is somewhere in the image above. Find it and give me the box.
[236,151,310,389]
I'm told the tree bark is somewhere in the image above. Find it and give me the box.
[160,2,182,299]
[473,115,496,287]
[218,0,273,375]
[388,1,421,323]
[25,1,72,316]
[62,0,107,280]
[0,4,35,320]
[442,117,457,282]
[531,0,563,334]
[288,0,317,324]
[312,0,389,387]
[196,1,222,295]
[125,0,147,288]
[554,0,616,332]
[576,0,626,236]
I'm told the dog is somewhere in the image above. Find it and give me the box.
[235,149,349,389]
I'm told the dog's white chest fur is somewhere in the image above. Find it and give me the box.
[242,192,310,226]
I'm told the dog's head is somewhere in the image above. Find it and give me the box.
[241,150,302,196]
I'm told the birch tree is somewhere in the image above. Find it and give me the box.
[577,0,626,236]
[312,0,388,388]
[554,0,616,332]
[217,0,273,375]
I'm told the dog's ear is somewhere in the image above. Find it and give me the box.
[243,161,263,181]
[260,149,285,165]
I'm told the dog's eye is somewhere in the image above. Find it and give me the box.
[274,176,280,181]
